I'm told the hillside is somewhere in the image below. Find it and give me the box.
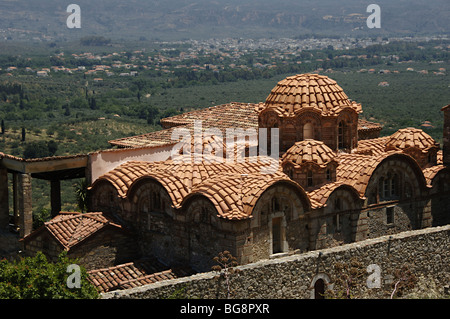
[0,0,449,41]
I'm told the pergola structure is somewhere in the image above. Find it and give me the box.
[0,153,89,237]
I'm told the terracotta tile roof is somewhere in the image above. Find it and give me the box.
[109,102,259,148]
[336,152,394,196]
[88,259,194,293]
[356,136,390,156]
[91,161,154,197]
[157,157,245,192]
[357,119,382,132]
[21,212,123,250]
[174,132,258,161]
[0,152,88,162]
[185,170,309,220]
[92,155,281,213]
[423,164,446,186]
[307,181,360,207]
[437,150,443,164]
[261,73,362,117]
[160,102,259,129]
[385,128,439,153]
[282,140,337,168]
[107,125,181,148]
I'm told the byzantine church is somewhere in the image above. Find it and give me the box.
[21,73,450,291]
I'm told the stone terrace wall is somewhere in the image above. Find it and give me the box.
[103,225,450,299]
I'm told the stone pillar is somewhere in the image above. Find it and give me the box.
[17,173,33,238]
[0,168,9,229]
[442,105,450,166]
[50,180,61,218]
[12,172,19,228]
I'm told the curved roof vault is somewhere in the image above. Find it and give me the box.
[308,181,363,208]
[337,152,428,197]
[181,172,312,220]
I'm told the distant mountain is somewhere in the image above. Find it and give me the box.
[0,0,448,41]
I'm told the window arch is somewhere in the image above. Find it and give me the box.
[378,172,401,201]
[307,170,313,187]
[310,274,331,299]
[303,122,314,140]
[338,121,347,149]
[272,197,280,212]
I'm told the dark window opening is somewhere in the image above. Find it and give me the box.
[307,170,313,187]
[272,217,282,254]
[386,207,394,225]
[314,279,326,299]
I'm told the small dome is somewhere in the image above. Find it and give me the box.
[262,73,362,117]
[282,140,337,168]
[385,128,439,152]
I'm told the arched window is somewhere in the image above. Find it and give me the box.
[314,279,326,299]
[303,122,314,140]
[153,192,161,210]
[378,178,384,199]
[310,274,331,299]
[272,197,280,212]
[307,170,313,187]
[335,198,341,211]
[338,121,346,149]
[379,173,401,201]
[390,174,399,197]
[404,182,412,199]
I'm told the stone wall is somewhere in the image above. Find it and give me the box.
[23,228,139,271]
[443,105,450,166]
[102,225,450,299]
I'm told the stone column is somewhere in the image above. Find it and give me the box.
[0,168,9,229]
[12,172,19,228]
[17,173,33,238]
[50,180,61,218]
[443,105,450,166]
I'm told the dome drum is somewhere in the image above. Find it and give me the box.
[259,74,361,152]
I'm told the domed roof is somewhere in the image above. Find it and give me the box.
[282,140,337,168]
[262,73,362,117]
[385,128,439,152]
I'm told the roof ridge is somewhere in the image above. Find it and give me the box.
[66,215,85,248]
[45,212,82,225]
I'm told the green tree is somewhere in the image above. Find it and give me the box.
[32,207,51,230]
[0,251,98,299]
[23,141,49,159]
[23,141,57,159]
[47,140,58,156]
[74,179,88,213]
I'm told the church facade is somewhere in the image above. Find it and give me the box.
[22,74,450,275]
[86,74,450,272]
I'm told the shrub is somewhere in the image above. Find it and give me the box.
[0,252,98,299]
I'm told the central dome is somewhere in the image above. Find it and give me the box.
[263,73,362,117]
